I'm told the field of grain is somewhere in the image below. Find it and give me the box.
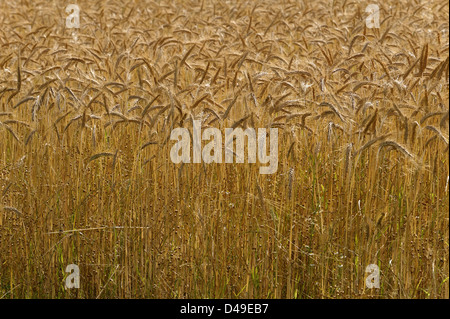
[0,0,448,299]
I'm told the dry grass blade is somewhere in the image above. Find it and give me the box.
[378,140,415,159]
[3,206,22,216]
[12,96,35,109]
[418,43,428,76]
[191,94,209,110]
[222,95,238,120]
[402,57,419,79]
[425,125,449,145]
[88,152,115,163]
[180,44,196,68]
[355,134,391,155]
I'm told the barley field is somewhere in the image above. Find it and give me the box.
[0,0,448,299]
